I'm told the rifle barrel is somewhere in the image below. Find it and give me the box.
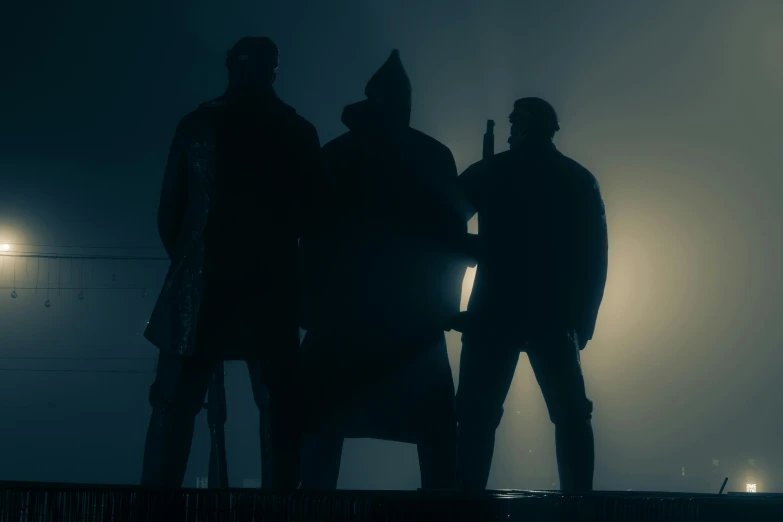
[483,119,495,161]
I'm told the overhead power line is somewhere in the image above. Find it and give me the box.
[0,356,154,361]
[0,253,167,261]
[2,242,164,250]
[0,406,151,414]
[0,285,150,290]
[0,368,151,374]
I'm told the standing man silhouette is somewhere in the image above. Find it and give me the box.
[455,97,608,492]
[141,37,327,489]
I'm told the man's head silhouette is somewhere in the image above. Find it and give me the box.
[508,97,560,149]
[226,37,279,93]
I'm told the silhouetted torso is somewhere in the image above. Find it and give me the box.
[207,95,301,282]
[455,139,605,492]
[461,142,607,342]
[301,100,466,342]
[298,96,465,491]
[145,90,323,360]
[203,93,323,356]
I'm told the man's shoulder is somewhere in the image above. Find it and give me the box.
[179,98,224,129]
[554,152,601,192]
[554,151,590,175]
[258,98,319,140]
[462,150,517,176]
[323,130,353,149]
[321,131,354,159]
[490,149,520,168]
[407,128,454,159]
[276,100,318,136]
[198,96,228,110]
[166,103,214,145]
[189,96,318,140]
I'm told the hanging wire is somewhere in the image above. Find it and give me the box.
[137,259,148,298]
[0,246,167,301]
[44,258,51,307]
[0,368,150,374]
[34,257,41,296]
[78,259,84,300]
[0,252,167,261]
[4,242,163,250]
[0,285,150,291]
[10,257,17,298]
[0,356,155,361]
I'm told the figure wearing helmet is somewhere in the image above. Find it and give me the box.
[454,98,608,492]
[141,37,328,489]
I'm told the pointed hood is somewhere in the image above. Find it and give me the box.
[365,50,411,105]
[342,50,412,131]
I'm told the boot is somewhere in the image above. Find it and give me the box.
[418,423,457,490]
[456,423,496,490]
[266,399,303,489]
[141,407,197,487]
[260,414,274,487]
[555,419,594,492]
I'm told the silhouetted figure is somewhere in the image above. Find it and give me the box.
[454,98,608,492]
[141,37,326,489]
[298,50,469,490]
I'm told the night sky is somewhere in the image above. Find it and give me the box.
[1,0,781,492]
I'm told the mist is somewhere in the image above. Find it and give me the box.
[1,0,781,493]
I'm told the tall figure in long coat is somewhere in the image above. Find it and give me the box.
[298,50,470,490]
[141,36,326,489]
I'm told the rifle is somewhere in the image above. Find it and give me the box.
[447,119,495,333]
[483,119,495,161]
[464,118,495,259]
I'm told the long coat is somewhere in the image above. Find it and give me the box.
[298,100,470,429]
[145,92,324,359]
[299,99,470,342]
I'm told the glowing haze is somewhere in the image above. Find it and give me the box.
[0,0,781,492]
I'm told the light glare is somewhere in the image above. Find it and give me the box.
[747,483,757,493]
[1,244,8,251]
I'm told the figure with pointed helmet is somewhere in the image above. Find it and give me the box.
[141,36,329,490]
[298,50,471,489]
[452,97,608,492]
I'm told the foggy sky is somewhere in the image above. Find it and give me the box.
[1,0,781,492]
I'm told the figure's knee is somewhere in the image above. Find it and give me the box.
[419,400,457,442]
[148,379,204,419]
[548,395,593,428]
[456,393,504,431]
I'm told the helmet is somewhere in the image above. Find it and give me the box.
[510,97,560,136]
[226,37,279,72]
